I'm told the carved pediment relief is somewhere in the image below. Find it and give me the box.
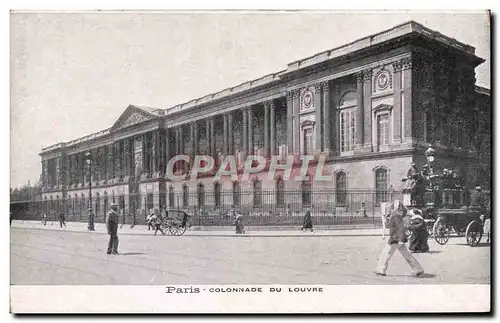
[111,105,156,131]
[120,112,151,128]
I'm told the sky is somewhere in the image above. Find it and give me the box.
[9,10,490,188]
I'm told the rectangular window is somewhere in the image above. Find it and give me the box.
[377,114,389,146]
[303,128,313,155]
[340,109,356,152]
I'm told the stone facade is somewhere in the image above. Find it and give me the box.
[39,21,490,221]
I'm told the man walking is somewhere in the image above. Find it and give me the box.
[375,200,424,277]
[106,203,119,255]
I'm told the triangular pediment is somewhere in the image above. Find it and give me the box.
[111,105,158,131]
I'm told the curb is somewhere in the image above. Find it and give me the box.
[11,226,384,238]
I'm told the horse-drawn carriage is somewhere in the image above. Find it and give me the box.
[404,152,489,247]
[158,209,190,236]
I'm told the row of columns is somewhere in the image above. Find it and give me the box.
[43,58,421,190]
[170,99,280,167]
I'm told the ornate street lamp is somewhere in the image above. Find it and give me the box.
[85,151,95,231]
[425,145,436,166]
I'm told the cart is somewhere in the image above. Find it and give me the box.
[160,209,190,236]
[432,206,484,246]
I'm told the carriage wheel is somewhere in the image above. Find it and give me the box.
[433,218,450,245]
[465,220,483,247]
[169,225,187,236]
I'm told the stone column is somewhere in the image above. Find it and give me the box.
[314,83,323,152]
[222,114,228,155]
[190,122,197,158]
[402,57,414,144]
[269,100,276,156]
[56,156,61,188]
[392,60,403,143]
[152,131,159,177]
[165,128,171,174]
[363,69,373,151]
[286,92,293,154]
[264,101,270,158]
[227,112,234,155]
[293,90,300,154]
[141,134,147,178]
[321,81,331,155]
[210,118,216,161]
[205,119,211,157]
[114,141,122,182]
[107,144,114,181]
[42,160,48,189]
[242,108,248,157]
[355,72,364,149]
[247,107,254,155]
[122,140,128,180]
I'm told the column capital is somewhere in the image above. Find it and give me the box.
[313,83,322,93]
[264,99,275,109]
[320,80,329,91]
[401,57,413,71]
[355,71,364,83]
[363,69,373,82]
[286,89,300,100]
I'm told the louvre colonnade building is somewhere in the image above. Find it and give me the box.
[39,21,491,220]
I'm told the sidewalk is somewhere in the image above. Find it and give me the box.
[11,220,387,237]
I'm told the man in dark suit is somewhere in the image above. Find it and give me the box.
[106,203,119,255]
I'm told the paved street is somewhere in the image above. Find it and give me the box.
[10,226,490,285]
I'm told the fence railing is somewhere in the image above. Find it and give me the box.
[12,188,489,227]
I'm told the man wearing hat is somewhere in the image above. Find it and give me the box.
[88,208,95,231]
[470,186,489,243]
[106,203,120,255]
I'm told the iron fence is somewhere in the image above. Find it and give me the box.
[13,188,489,227]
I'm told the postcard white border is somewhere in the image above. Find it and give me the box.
[10,284,490,313]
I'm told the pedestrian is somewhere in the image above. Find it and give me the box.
[43,213,47,226]
[88,208,95,231]
[375,200,424,277]
[150,209,165,236]
[301,210,314,232]
[58,212,66,228]
[234,212,245,234]
[407,209,429,253]
[146,209,154,231]
[106,203,120,255]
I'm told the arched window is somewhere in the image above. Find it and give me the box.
[335,171,347,206]
[67,195,72,216]
[253,179,262,207]
[197,183,205,208]
[276,176,285,207]
[168,185,175,208]
[182,184,189,208]
[232,182,241,206]
[375,167,389,205]
[74,194,79,218]
[95,192,100,216]
[103,192,108,217]
[44,196,48,215]
[214,182,221,209]
[301,180,312,207]
[338,91,357,153]
[81,194,86,218]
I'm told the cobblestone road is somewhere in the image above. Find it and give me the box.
[10,227,490,285]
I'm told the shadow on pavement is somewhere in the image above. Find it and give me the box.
[426,250,442,254]
[389,273,436,279]
[456,243,491,248]
[120,252,149,256]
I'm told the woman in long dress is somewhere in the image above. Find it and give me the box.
[407,209,429,253]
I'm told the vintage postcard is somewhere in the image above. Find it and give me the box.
[9,9,491,313]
